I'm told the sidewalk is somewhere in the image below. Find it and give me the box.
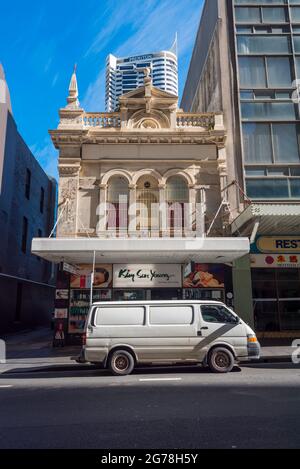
[0,328,295,375]
[0,328,83,374]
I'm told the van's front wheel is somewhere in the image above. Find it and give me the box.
[109,350,135,376]
[208,347,235,373]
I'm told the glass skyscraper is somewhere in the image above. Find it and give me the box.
[106,50,178,112]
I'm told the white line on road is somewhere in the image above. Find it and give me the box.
[0,385,13,388]
[139,378,182,382]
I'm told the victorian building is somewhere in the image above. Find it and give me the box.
[32,68,250,343]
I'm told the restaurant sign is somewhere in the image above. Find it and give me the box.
[256,237,300,254]
[113,264,182,288]
[251,254,300,268]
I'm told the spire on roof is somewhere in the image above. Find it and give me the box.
[66,64,80,109]
[0,63,12,113]
[170,33,178,57]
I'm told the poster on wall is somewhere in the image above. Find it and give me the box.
[55,290,69,300]
[70,265,113,289]
[113,264,182,288]
[183,264,225,289]
[54,309,68,319]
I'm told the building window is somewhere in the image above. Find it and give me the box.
[15,283,23,323]
[25,169,31,200]
[107,177,129,233]
[166,176,189,233]
[237,35,290,54]
[21,217,28,253]
[246,178,300,200]
[239,56,292,88]
[241,102,296,120]
[40,187,45,214]
[242,123,300,164]
[136,176,159,233]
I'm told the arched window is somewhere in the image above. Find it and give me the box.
[107,176,129,233]
[166,176,189,234]
[136,176,159,234]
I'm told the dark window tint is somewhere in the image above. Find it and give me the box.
[22,217,28,253]
[201,305,237,324]
[25,169,31,199]
[40,188,45,213]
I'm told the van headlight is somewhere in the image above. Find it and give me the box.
[247,335,258,344]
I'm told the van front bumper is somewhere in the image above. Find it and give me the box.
[247,341,261,361]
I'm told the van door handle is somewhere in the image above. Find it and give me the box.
[201,327,209,330]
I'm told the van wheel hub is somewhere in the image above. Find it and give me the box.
[215,352,230,368]
[115,356,128,371]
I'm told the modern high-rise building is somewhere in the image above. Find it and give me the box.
[106,48,178,111]
[182,0,300,336]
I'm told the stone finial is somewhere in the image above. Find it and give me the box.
[66,64,80,109]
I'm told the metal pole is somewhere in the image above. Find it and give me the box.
[90,250,96,307]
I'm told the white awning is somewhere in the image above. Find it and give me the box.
[31,237,250,265]
[231,204,300,236]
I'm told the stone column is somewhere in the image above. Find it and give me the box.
[159,184,168,238]
[232,255,254,328]
[187,185,196,237]
[96,184,107,238]
[128,184,137,237]
[57,165,80,237]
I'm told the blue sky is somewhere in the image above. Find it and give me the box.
[0,0,203,180]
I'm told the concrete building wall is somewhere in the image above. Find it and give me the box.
[0,110,57,333]
[181,0,244,220]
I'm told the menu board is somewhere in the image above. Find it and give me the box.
[68,289,112,334]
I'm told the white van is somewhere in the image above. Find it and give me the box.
[79,301,260,375]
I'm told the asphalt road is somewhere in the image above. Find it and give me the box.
[0,363,300,449]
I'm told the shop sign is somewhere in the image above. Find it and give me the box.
[70,265,113,289]
[251,254,300,268]
[54,309,68,319]
[62,262,80,276]
[55,290,69,300]
[256,237,300,254]
[113,264,182,288]
[183,264,225,289]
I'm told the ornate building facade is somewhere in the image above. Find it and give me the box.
[32,69,250,342]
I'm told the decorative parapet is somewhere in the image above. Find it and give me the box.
[176,112,222,131]
[78,111,223,132]
[83,113,121,128]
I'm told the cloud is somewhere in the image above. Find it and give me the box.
[82,0,203,111]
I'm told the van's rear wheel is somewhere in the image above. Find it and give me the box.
[208,347,234,374]
[109,350,135,376]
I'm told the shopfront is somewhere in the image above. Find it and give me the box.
[55,262,230,342]
[32,237,250,343]
[251,236,300,334]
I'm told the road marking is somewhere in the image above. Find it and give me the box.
[0,385,13,388]
[139,378,182,382]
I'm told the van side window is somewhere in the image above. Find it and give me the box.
[95,306,145,326]
[150,306,194,325]
[201,305,237,324]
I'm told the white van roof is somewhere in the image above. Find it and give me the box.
[92,300,225,307]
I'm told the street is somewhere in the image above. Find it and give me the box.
[0,362,300,449]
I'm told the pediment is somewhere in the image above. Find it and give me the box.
[119,85,178,102]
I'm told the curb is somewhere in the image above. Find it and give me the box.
[255,356,292,364]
